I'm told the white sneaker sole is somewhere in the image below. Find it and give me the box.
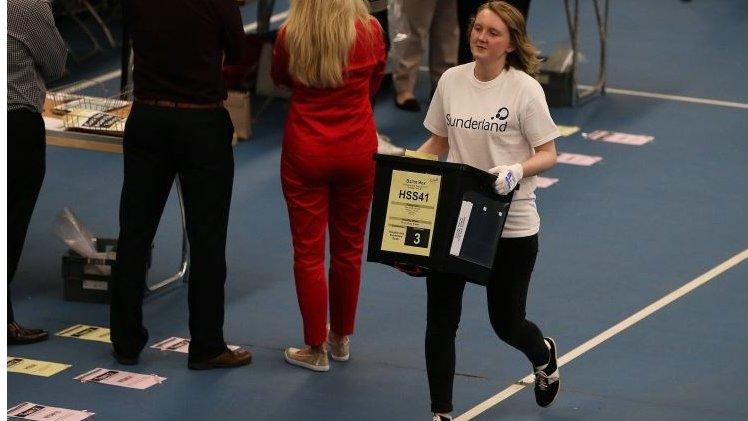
[283,352,329,372]
[330,353,349,362]
[538,337,560,407]
[325,340,350,362]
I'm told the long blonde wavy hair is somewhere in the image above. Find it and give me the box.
[470,1,541,75]
[284,0,374,88]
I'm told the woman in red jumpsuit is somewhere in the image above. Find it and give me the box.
[271,0,386,372]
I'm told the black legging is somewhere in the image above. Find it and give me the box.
[425,234,549,413]
[458,0,532,64]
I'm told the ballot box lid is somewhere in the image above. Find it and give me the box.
[374,154,499,188]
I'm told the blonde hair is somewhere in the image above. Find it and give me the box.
[470,1,540,75]
[284,0,374,88]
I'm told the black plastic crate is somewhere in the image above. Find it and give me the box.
[61,238,151,303]
[536,69,574,107]
[367,154,514,285]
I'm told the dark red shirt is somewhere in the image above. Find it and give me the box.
[271,18,386,156]
[125,0,244,103]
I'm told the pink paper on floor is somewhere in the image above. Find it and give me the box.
[556,152,603,166]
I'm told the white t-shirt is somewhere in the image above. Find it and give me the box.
[424,63,560,238]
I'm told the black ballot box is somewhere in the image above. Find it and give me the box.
[367,154,514,285]
[62,238,152,303]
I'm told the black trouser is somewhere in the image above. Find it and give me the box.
[110,103,234,362]
[7,109,46,323]
[372,9,391,57]
[457,0,532,65]
[426,234,548,413]
[371,8,391,100]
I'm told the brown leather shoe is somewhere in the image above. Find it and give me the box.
[8,322,49,345]
[188,347,252,370]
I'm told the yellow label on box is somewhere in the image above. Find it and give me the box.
[56,324,111,343]
[381,170,441,256]
[8,357,71,377]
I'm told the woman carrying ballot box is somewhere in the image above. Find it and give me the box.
[405,2,561,419]
[271,0,386,372]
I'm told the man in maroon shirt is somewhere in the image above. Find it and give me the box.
[110,0,251,370]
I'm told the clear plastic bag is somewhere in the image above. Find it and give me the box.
[53,207,111,275]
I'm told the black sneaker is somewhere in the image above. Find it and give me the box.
[432,415,452,421]
[534,337,560,407]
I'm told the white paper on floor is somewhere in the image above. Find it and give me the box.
[536,177,559,188]
[75,368,165,390]
[583,130,654,145]
[151,336,239,354]
[7,402,94,420]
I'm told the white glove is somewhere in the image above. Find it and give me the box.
[488,163,523,195]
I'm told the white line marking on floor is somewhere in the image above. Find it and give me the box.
[579,85,748,110]
[57,69,122,93]
[454,248,748,421]
[415,68,747,110]
[243,10,288,33]
[60,11,290,94]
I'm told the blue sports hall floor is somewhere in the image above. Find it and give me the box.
[6,0,748,419]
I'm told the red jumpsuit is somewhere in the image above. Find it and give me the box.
[271,18,386,346]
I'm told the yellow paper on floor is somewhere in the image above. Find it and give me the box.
[8,357,71,377]
[558,125,580,137]
[56,324,111,343]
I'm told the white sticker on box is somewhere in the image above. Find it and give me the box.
[449,201,473,257]
[82,280,107,291]
[83,264,111,276]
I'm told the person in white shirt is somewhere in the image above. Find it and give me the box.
[404,2,561,419]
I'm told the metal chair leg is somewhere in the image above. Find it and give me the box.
[80,0,117,48]
[147,176,189,292]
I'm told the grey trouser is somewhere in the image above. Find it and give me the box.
[391,0,458,94]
